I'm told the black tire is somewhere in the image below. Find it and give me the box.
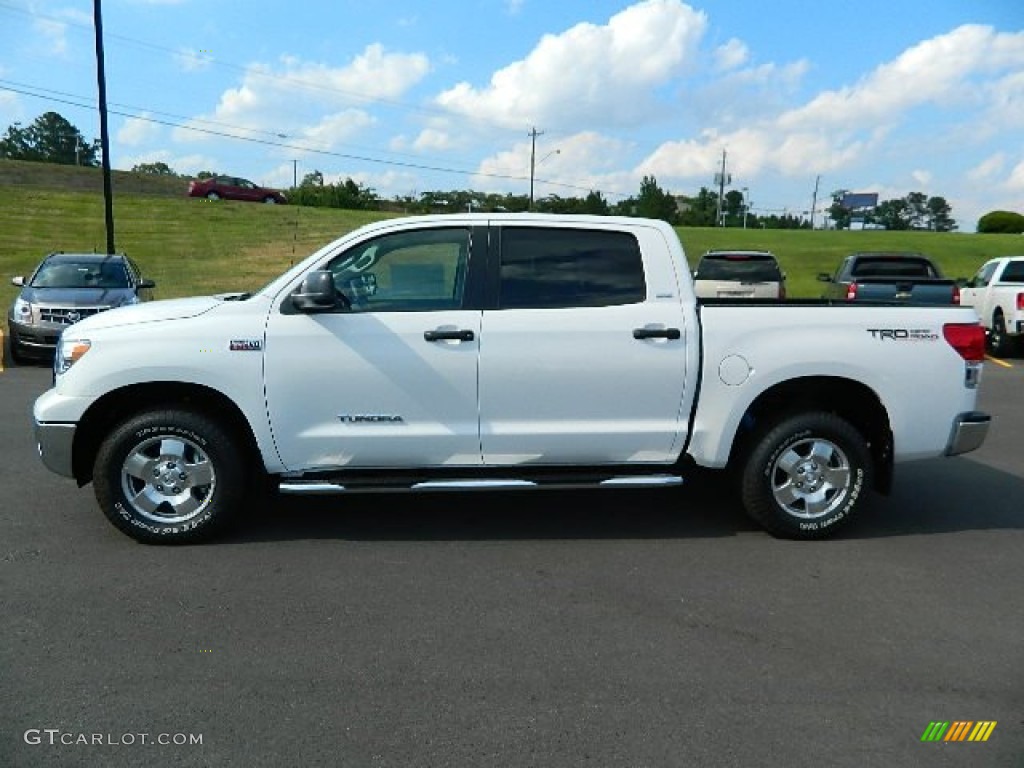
[93,410,244,544]
[740,412,871,540]
[206,191,220,201]
[988,312,1011,357]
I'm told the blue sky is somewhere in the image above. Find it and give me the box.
[0,0,1021,230]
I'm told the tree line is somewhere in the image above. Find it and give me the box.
[7,111,1017,232]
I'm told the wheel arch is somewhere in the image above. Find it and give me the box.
[727,376,893,494]
[72,382,262,486]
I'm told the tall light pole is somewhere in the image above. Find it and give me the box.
[810,174,821,229]
[93,0,115,255]
[742,186,749,229]
[714,148,731,227]
[528,126,545,210]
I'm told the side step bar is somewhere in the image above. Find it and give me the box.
[279,474,684,495]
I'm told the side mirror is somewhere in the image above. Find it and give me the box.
[291,270,341,312]
[816,273,833,282]
[138,279,156,289]
[11,276,24,287]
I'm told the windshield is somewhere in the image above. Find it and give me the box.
[31,261,130,289]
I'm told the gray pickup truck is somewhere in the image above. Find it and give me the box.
[818,252,959,304]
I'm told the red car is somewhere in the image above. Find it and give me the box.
[187,175,287,204]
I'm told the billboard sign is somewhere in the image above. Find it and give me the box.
[840,192,879,210]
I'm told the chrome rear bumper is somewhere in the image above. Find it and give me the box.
[945,411,991,457]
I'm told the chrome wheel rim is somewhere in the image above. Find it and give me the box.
[770,437,851,519]
[120,436,216,523]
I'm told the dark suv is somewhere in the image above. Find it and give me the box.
[7,253,155,363]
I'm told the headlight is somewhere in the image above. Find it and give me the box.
[55,337,91,375]
[13,297,34,325]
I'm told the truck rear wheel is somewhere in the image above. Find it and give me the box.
[93,410,244,544]
[988,312,1012,357]
[740,412,871,540]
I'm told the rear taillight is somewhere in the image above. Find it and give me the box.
[1017,292,1024,311]
[846,283,857,300]
[952,284,960,304]
[943,323,985,362]
[779,284,786,300]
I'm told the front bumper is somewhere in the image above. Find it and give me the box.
[8,318,63,356]
[945,411,991,456]
[34,420,76,478]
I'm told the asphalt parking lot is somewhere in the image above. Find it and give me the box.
[1,355,1022,767]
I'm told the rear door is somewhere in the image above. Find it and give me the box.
[478,223,689,465]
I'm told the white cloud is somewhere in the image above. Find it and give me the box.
[299,110,377,150]
[968,153,1006,183]
[475,131,635,196]
[911,170,932,187]
[714,38,748,71]
[412,129,455,152]
[116,149,220,177]
[174,45,430,145]
[33,18,68,57]
[778,25,1024,132]
[505,0,526,15]
[117,115,162,146]
[175,48,213,73]
[436,0,706,129]
[1006,159,1024,191]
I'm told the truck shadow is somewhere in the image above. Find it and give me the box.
[233,458,1023,543]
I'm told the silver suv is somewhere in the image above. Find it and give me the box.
[692,250,786,300]
[7,253,155,364]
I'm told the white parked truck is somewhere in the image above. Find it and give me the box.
[33,215,991,543]
[959,255,1024,356]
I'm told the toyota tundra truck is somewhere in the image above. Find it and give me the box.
[958,255,1024,356]
[32,214,991,544]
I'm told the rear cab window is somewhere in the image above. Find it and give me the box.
[850,257,941,279]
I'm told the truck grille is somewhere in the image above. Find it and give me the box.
[39,306,111,325]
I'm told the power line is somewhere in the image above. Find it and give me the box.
[0,81,628,198]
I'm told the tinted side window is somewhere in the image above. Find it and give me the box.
[998,261,1024,283]
[499,228,645,309]
[327,227,470,312]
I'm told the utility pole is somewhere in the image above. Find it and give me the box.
[92,0,115,254]
[714,149,731,227]
[528,126,544,211]
[292,159,298,189]
[810,175,821,230]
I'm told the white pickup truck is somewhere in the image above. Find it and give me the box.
[959,255,1024,356]
[33,214,991,544]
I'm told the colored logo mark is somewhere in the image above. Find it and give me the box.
[921,721,997,742]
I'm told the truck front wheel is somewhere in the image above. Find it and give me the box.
[93,410,244,544]
[740,412,871,540]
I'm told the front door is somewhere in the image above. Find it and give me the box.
[264,226,483,471]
